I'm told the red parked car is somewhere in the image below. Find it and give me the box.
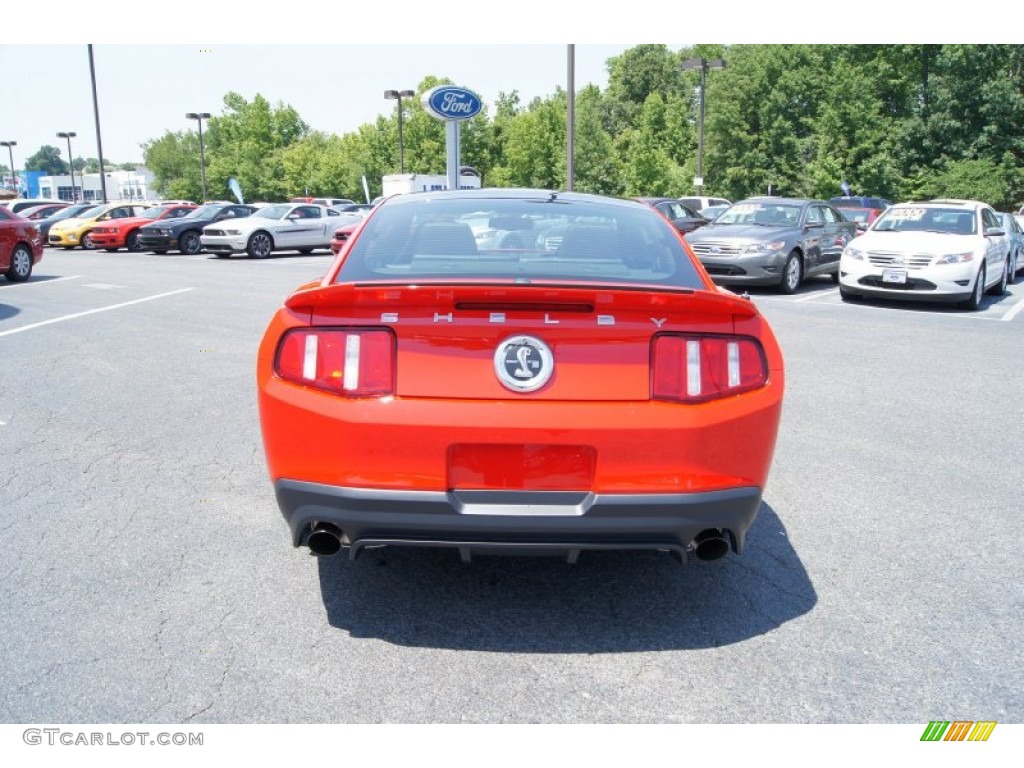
[15,203,70,221]
[837,207,882,232]
[0,206,44,282]
[89,204,197,252]
[329,221,361,255]
[257,189,785,567]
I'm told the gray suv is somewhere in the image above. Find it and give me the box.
[685,197,858,293]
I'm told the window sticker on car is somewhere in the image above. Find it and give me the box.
[887,208,927,220]
[729,204,760,214]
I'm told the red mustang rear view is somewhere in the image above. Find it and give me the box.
[257,189,785,565]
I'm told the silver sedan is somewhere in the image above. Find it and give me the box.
[685,197,858,293]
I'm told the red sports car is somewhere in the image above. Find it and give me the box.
[257,189,785,566]
[0,206,44,282]
[329,221,361,255]
[89,204,197,252]
[838,206,882,232]
[15,203,70,221]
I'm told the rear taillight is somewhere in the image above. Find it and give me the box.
[652,335,768,402]
[275,328,394,396]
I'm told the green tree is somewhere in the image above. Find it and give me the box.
[142,131,203,200]
[24,145,68,175]
[202,92,310,201]
[571,85,622,195]
[496,93,566,189]
[914,157,1018,210]
[623,93,675,196]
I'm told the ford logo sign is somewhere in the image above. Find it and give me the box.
[422,86,483,121]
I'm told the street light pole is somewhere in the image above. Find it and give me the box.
[57,132,78,202]
[0,141,16,193]
[185,112,211,201]
[88,44,109,203]
[384,89,415,174]
[567,44,575,191]
[681,57,727,197]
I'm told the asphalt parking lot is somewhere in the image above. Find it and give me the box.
[1,249,1022,723]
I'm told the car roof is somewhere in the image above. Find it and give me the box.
[742,197,820,205]
[925,199,986,208]
[893,200,984,210]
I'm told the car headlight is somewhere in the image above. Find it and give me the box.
[223,229,242,236]
[935,252,974,265]
[843,246,865,260]
[741,240,786,254]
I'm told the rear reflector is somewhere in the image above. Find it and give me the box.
[653,334,767,402]
[276,328,394,396]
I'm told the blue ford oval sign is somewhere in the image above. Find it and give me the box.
[422,86,483,121]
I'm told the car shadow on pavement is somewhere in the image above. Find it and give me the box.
[316,501,816,652]
[0,303,20,321]
[845,290,1015,314]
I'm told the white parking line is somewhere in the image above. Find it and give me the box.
[0,288,195,338]
[1001,296,1024,322]
[0,275,81,289]
[793,288,839,302]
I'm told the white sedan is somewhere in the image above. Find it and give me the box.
[838,199,1011,310]
[200,203,345,258]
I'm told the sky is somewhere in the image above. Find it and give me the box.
[3,1,1018,172]
[0,43,648,166]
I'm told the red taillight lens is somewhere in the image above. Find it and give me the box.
[275,328,394,396]
[652,335,768,402]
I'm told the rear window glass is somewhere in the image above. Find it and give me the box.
[839,208,872,223]
[335,196,705,289]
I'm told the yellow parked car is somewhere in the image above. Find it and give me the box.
[48,202,152,249]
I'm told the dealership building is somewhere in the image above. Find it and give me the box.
[36,168,155,202]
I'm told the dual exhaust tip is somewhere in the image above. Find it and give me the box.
[307,524,343,557]
[305,524,732,563]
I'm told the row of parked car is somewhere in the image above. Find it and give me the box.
[0,196,374,281]
[640,194,1023,310]
[4,193,1024,311]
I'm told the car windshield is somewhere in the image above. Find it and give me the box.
[335,195,705,289]
[254,205,290,220]
[873,207,977,234]
[63,205,103,219]
[714,201,802,227]
[140,206,171,220]
[183,204,227,219]
[47,206,86,221]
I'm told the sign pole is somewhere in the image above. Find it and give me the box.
[447,121,460,191]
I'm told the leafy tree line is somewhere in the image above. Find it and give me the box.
[142,44,1024,210]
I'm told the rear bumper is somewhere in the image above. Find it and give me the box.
[275,479,763,558]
